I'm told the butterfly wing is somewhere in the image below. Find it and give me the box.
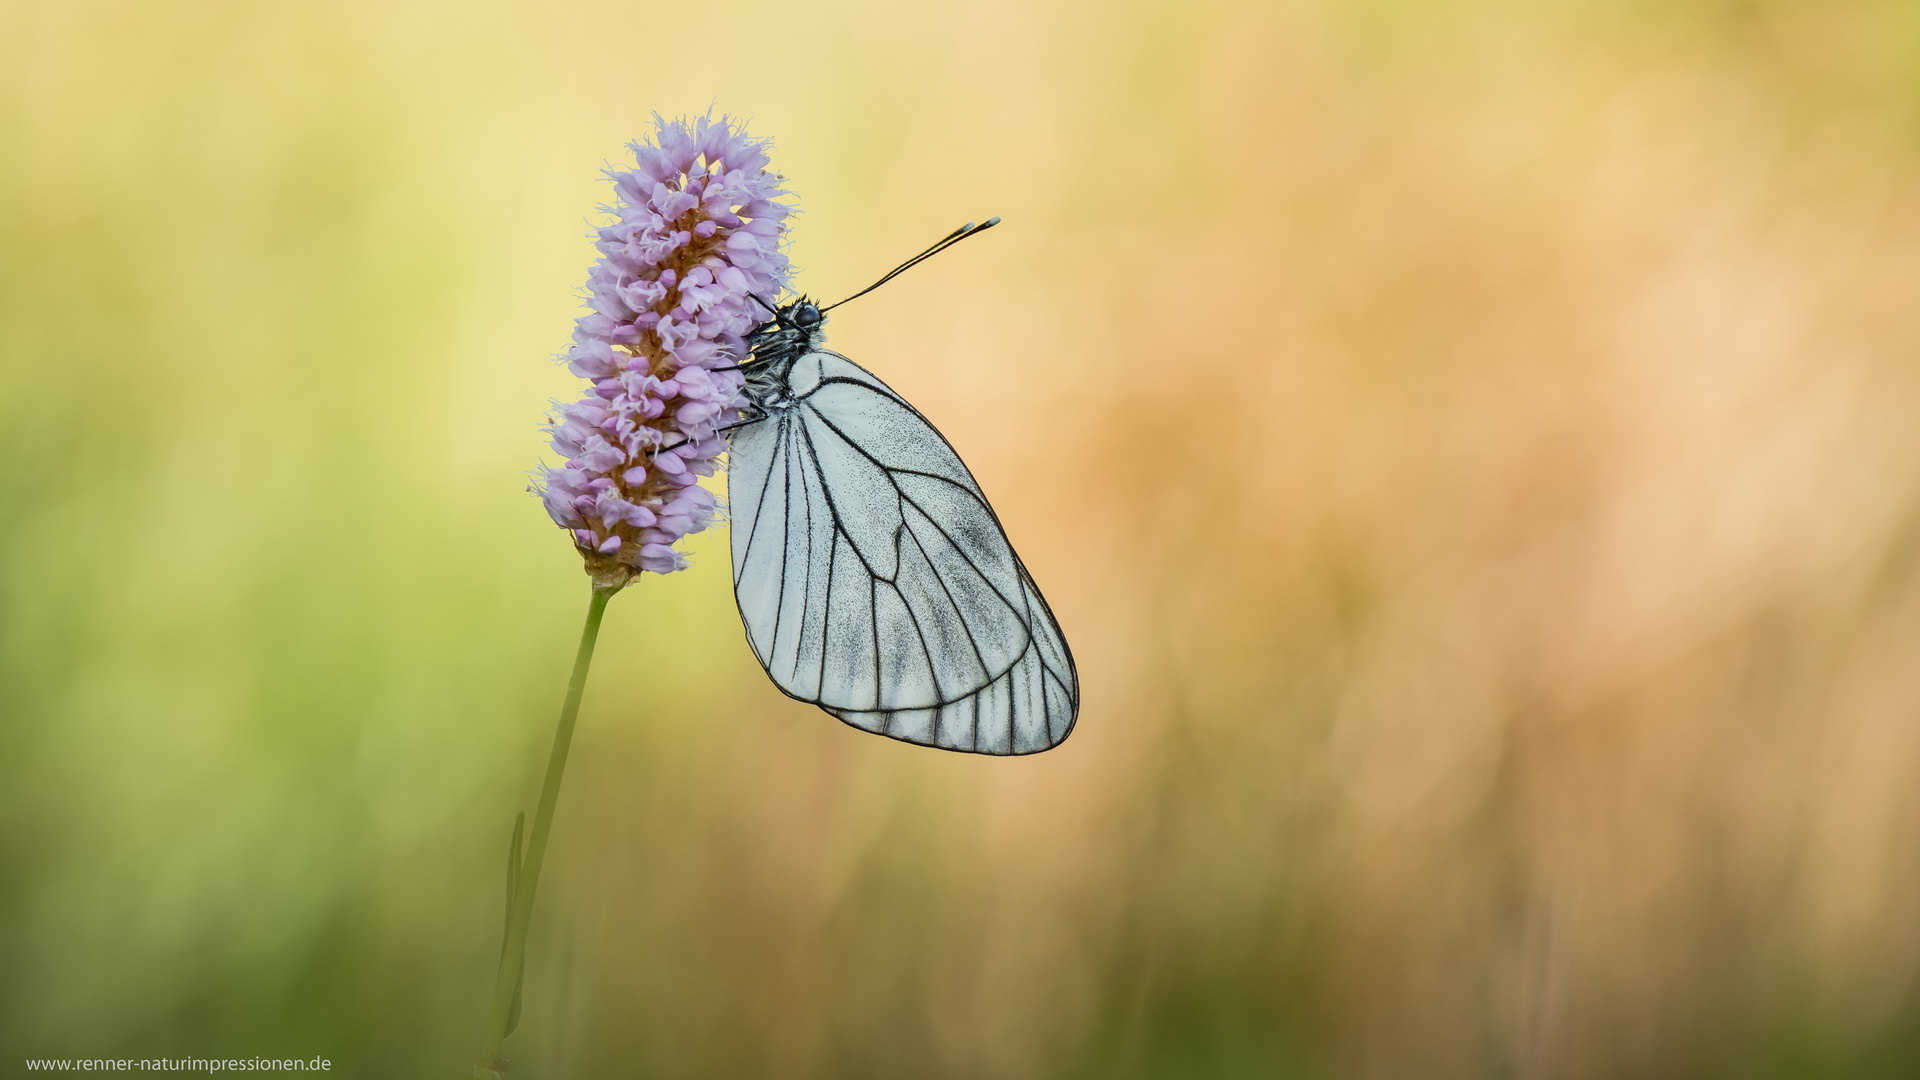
[728,350,1078,754]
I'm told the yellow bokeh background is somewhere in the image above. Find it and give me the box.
[6,0,1920,1075]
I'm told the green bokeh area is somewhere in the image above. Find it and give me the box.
[8,0,1920,1076]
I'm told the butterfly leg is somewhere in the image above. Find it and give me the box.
[652,409,771,457]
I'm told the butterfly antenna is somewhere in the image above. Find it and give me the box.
[819,216,1001,313]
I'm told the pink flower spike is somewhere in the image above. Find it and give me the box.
[531,114,793,583]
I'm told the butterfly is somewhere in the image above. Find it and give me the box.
[725,219,1079,755]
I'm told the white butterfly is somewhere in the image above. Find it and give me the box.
[725,219,1079,754]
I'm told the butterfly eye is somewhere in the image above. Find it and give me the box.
[794,303,821,329]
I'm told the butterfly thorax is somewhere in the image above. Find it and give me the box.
[740,299,825,411]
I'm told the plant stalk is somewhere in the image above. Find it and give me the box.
[476,582,617,1077]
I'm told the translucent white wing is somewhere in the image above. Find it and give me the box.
[728,350,1078,754]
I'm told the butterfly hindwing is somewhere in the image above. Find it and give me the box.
[827,562,1076,754]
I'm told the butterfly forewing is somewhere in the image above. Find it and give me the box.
[728,349,1079,754]
[804,354,984,496]
[800,409,904,580]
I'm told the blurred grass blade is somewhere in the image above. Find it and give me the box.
[502,812,525,1037]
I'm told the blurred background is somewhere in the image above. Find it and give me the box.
[5,0,1920,1076]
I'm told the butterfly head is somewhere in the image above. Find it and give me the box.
[790,299,823,332]
[741,296,827,403]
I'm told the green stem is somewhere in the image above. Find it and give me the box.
[477,582,617,1075]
